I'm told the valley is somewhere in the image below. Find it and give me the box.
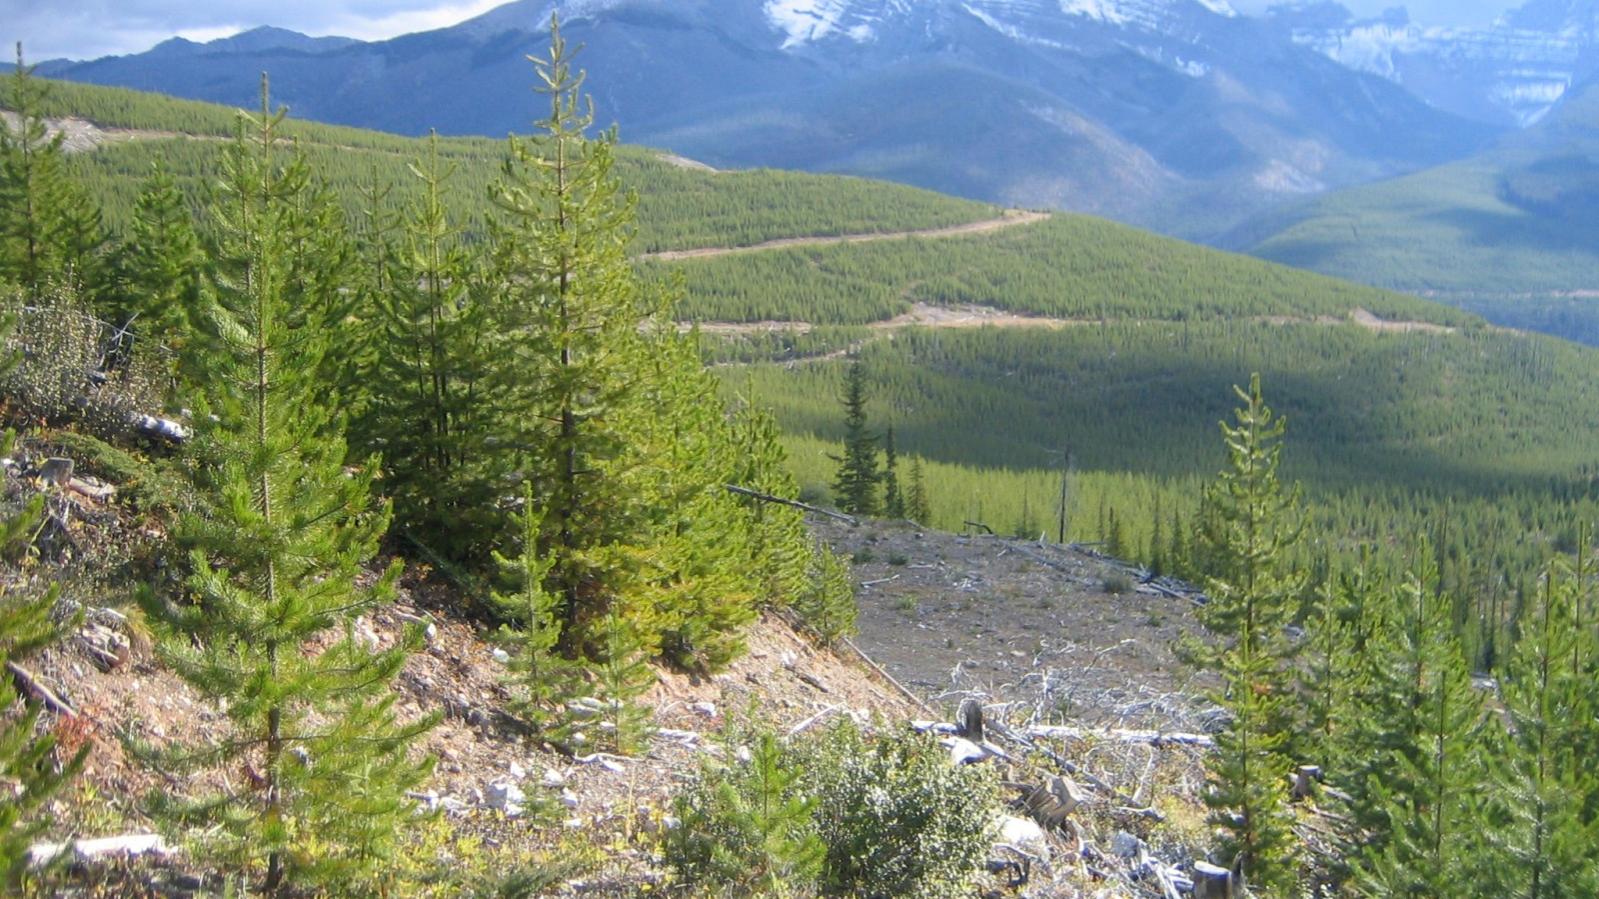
[4,22,1599,894]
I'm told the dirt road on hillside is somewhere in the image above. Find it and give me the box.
[640,209,1051,261]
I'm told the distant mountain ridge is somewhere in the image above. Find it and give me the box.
[30,0,1501,239]
[1271,0,1599,127]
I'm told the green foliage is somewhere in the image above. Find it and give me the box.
[489,484,575,747]
[588,610,654,756]
[104,162,205,358]
[484,21,662,647]
[1349,554,1488,897]
[667,728,824,896]
[830,358,880,516]
[1191,374,1302,893]
[349,132,498,561]
[799,721,999,898]
[882,425,904,519]
[137,82,433,895]
[795,543,858,645]
[0,51,104,301]
[0,439,84,887]
[1479,558,1599,896]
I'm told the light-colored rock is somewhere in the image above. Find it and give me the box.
[491,647,511,664]
[542,767,567,788]
[1110,830,1142,859]
[486,781,526,816]
[942,736,989,765]
[690,700,718,718]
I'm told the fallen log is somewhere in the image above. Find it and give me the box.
[129,412,189,444]
[723,484,856,524]
[7,662,78,719]
[1026,724,1215,748]
[28,834,171,868]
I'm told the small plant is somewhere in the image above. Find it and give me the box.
[666,729,823,896]
[1102,572,1135,595]
[798,721,1000,898]
[886,552,909,566]
[795,545,858,645]
[894,594,920,615]
[851,547,876,565]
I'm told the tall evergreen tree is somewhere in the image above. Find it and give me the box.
[108,163,206,358]
[1189,373,1304,893]
[0,46,104,300]
[486,18,661,645]
[1481,560,1599,897]
[830,358,880,516]
[139,80,434,895]
[905,457,931,525]
[882,425,905,519]
[1351,555,1487,896]
[353,134,497,560]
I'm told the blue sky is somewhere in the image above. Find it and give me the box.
[2,1,1525,63]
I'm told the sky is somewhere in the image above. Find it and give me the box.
[2,0,1525,63]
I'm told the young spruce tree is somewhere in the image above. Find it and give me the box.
[830,357,880,516]
[1189,373,1304,893]
[486,18,660,645]
[140,81,434,895]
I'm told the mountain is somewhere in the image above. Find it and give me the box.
[29,0,1499,239]
[1231,71,1599,344]
[1269,0,1599,127]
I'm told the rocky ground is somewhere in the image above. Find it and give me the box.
[12,442,1232,897]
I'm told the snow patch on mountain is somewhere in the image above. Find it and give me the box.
[1058,0,1131,25]
[1193,0,1236,17]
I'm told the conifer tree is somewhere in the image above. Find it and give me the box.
[669,728,823,895]
[1189,374,1304,893]
[591,609,654,755]
[1350,556,1487,896]
[139,80,433,895]
[795,543,858,645]
[490,483,576,746]
[353,134,497,559]
[108,163,206,358]
[486,17,660,643]
[830,358,880,516]
[630,334,757,669]
[0,46,104,300]
[905,456,932,525]
[882,425,905,519]
[729,402,813,609]
[1481,560,1599,897]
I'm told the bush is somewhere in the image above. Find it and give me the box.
[1101,571,1135,595]
[800,721,1000,898]
[1,285,166,437]
[666,719,1000,898]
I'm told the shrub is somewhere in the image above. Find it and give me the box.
[667,719,1000,898]
[667,729,823,896]
[1,285,166,437]
[1101,571,1135,595]
[799,721,1000,898]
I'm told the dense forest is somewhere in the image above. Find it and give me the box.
[4,31,1599,897]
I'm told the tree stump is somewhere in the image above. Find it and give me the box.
[1193,861,1237,899]
[957,697,984,742]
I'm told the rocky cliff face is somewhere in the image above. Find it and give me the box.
[1270,0,1599,126]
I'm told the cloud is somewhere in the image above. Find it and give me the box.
[0,0,507,61]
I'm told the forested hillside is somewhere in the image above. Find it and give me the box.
[5,42,1599,897]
